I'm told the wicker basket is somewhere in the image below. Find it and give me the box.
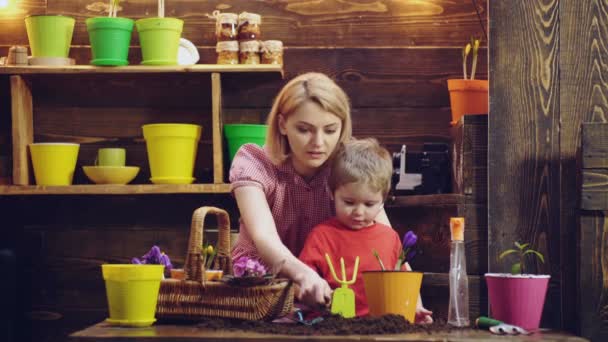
[156,206,294,321]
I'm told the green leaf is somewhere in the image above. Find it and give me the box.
[498,249,518,260]
[514,241,523,250]
[523,249,545,263]
[519,243,530,250]
[511,262,521,274]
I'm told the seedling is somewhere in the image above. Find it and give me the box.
[498,241,545,274]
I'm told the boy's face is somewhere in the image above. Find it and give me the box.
[334,181,384,230]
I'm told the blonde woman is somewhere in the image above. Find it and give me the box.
[229,72,392,308]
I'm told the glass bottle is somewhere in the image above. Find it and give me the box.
[448,217,470,327]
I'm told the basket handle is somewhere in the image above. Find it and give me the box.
[183,206,233,284]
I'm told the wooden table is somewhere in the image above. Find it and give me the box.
[70,322,589,342]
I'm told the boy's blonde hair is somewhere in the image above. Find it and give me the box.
[265,72,352,164]
[328,138,393,199]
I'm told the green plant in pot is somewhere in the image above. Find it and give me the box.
[447,37,488,125]
[86,0,134,66]
[135,0,184,65]
[485,242,550,331]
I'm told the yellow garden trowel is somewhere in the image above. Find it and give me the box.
[325,253,359,318]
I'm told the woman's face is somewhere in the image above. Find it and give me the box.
[279,101,342,179]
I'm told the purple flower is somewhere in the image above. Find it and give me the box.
[132,245,172,277]
[391,230,419,270]
[402,231,418,249]
[233,257,267,277]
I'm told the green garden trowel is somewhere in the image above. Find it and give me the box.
[325,253,360,318]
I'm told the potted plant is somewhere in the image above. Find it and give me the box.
[86,0,134,66]
[447,37,488,125]
[485,242,549,330]
[135,0,184,65]
[362,230,422,323]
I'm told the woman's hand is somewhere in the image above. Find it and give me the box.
[294,270,332,309]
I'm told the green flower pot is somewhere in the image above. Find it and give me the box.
[25,15,75,57]
[135,17,183,65]
[224,124,268,162]
[86,17,134,66]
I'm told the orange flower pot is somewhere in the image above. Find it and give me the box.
[362,271,422,323]
[447,79,488,126]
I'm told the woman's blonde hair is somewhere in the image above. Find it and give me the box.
[328,138,393,199]
[265,72,352,164]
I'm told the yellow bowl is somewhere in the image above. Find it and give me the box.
[83,166,140,185]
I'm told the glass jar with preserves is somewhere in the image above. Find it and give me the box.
[238,12,262,41]
[261,40,283,65]
[215,12,238,42]
[239,40,260,65]
[216,41,239,65]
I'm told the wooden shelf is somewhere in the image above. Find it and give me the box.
[0,183,231,195]
[0,64,284,75]
[385,193,463,207]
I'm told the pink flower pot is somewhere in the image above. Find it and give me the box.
[485,273,550,330]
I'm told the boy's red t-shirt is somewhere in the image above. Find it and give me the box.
[299,218,402,316]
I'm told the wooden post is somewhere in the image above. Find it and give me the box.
[211,73,224,184]
[10,75,33,185]
[580,123,608,341]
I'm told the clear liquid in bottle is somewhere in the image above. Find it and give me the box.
[448,218,470,327]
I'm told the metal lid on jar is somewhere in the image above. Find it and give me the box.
[262,40,283,52]
[216,41,239,52]
[218,13,238,24]
[238,12,261,25]
[239,40,261,52]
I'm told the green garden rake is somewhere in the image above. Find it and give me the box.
[325,253,359,318]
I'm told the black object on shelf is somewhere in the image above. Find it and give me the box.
[391,143,451,195]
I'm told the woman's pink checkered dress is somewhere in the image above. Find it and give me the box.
[229,144,335,264]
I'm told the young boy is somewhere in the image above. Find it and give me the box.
[299,138,433,323]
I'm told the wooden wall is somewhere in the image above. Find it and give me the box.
[490,0,608,339]
[0,1,488,341]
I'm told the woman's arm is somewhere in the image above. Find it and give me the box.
[234,185,332,307]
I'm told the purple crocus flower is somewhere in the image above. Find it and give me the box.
[132,245,172,277]
[402,231,418,249]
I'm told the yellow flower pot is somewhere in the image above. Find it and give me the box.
[362,271,422,323]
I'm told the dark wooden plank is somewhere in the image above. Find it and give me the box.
[70,322,589,342]
[450,115,487,199]
[489,0,561,329]
[13,47,486,109]
[42,0,487,48]
[561,1,608,333]
[579,212,608,341]
[582,123,608,169]
[582,169,608,210]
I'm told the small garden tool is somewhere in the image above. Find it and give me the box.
[475,316,531,335]
[324,253,359,318]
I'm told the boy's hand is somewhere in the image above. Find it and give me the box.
[414,306,433,324]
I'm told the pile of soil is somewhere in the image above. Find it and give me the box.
[195,315,459,335]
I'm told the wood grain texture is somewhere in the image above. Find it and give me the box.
[36,0,487,48]
[579,212,608,341]
[561,0,608,334]
[212,73,223,183]
[489,0,561,329]
[10,75,33,185]
[69,322,589,342]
